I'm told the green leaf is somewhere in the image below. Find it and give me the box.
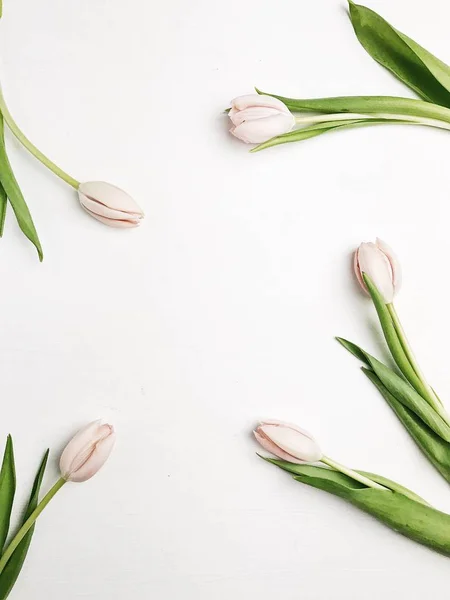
[335,337,370,366]
[251,118,410,153]
[0,438,15,553]
[261,456,428,504]
[348,2,450,107]
[260,456,366,489]
[250,120,363,152]
[0,450,49,600]
[266,460,450,556]
[356,469,429,505]
[338,338,450,441]
[365,358,450,439]
[0,116,43,260]
[0,118,7,237]
[0,184,7,238]
[255,89,450,122]
[363,368,450,485]
[294,472,450,555]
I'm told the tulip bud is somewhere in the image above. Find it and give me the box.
[60,420,115,483]
[229,94,295,144]
[354,238,401,303]
[78,181,144,228]
[254,420,322,464]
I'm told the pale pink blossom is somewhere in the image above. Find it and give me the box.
[229,94,295,143]
[254,420,322,464]
[78,181,144,228]
[354,238,401,303]
[60,421,115,483]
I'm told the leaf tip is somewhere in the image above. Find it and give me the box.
[336,336,351,349]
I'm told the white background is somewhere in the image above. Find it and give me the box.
[1,0,450,598]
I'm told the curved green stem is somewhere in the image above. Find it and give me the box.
[0,89,79,189]
[0,478,66,575]
[387,303,445,411]
[321,456,388,490]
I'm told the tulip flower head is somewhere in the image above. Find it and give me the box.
[60,420,115,483]
[354,238,401,303]
[78,181,144,228]
[229,94,295,144]
[254,420,323,464]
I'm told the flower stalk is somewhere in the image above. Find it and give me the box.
[293,111,450,133]
[386,303,443,409]
[0,88,79,189]
[0,478,66,576]
[321,456,386,490]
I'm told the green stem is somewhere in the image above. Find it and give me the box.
[387,303,446,412]
[0,89,79,189]
[0,478,66,575]
[321,456,388,490]
[294,112,450,132]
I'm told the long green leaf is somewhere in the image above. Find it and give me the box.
[338,338,450,441]
[363,368,450,484]
[0,120,7,237]
[0,184,7,238]
[348,1,450,106]
[263,457,428,504]
[265,459,450,556]
[0,116,43,260]
[255,89,450,121]
[0,438,15,553]
[251,118,414,153]
[0,450,49,600]
[251,119,366,152]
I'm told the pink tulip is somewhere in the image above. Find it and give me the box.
[354,238,401,303]
[60,421,115,483]
[254,420,322,464]
[229,94,295,144]
[78,181,144,228]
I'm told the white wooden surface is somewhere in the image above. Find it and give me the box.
[1,0,450,597]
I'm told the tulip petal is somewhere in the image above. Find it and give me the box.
[357,242,395,303]
[376,237,402,292]
[253,430,305,464]
[68,430,116,483]
[259,424,322,462]
[78,181,142,214]
[231,113,295,144]
[60,421,115,482]
[79,195,142,221]
[229,106,283,126]
[81,205,141,228]
[231,94,291,114]
[353,247,368,294]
